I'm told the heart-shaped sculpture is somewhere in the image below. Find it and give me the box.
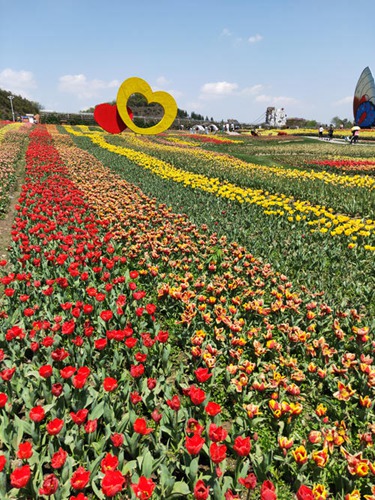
[117,77,177,135]
[94,103,133,134]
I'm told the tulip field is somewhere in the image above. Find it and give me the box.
[0,122,374,499]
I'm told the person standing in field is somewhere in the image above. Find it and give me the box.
[350,129,359,144]
[328,125,334,141]
[318,126,324,139]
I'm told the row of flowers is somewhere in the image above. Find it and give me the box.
[0,123,29,216]
[305,158,375,174]
[63,127,375,251]
[269,129,375,140]
[98,128,375,191]
[77,126,375,227]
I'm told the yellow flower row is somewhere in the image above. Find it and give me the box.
[63,126,375,250]
[0,122,22,143]
[101,129,375,191]
[159,135,195,146]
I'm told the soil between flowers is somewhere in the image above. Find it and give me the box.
[0,169,23,266]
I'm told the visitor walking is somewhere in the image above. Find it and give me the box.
[318,126,324,139]
[350,128,360,144]
[328,125,334,141]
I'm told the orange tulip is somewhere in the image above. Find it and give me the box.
[292,445,308,465]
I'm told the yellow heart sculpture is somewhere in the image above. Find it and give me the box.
[117,77,177,135]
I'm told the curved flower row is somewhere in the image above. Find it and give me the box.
[72,126,375,191]
[307,158,375,174]
[64,127,375,251]
[274,128,375,139]
[123,132,375,190]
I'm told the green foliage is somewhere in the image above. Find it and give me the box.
[0,88,41,120]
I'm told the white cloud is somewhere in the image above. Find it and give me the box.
[255,94,297,105]
[241,84,264,95]
[220,28,232,37]
[167,89,183,99]
[155,76,170,87]
[200,81,239,99]
[248,34,263,44]
[58,74,120,99]
[0,68,37,98]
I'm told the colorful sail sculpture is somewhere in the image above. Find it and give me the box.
[353,66,375,127]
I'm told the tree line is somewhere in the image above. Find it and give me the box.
[0,88,41,121]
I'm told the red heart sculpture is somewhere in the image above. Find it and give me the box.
[94,103,133,134]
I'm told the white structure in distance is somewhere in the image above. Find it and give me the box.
[265,107,287,127]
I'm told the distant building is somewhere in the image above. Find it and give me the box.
[265,107,287,127]
[21,114,36,123]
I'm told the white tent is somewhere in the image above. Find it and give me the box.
[191,125,205,133]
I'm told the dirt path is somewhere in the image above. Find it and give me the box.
[0,171,23,265]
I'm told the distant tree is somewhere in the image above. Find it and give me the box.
[286,117,308,128]
[331,116,353,128]
[305,120,318,128]
[0,88,41,120]
[128,93,148,107]
[191,111,204,121]
[177,108,188,118]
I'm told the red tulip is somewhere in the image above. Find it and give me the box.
[16,442,33,460]
[51,448,68,469]
[208,423,228,442]
[101,453,119,473]
[238,472,257,490]
[209,442,227,464]
[194,479,210,500]
[133,418,153,435]
[46,418,64,436]
[0,393,8,407]
[131,476,155,500]
[70,409,88,425]
[39,473,59,496]
[296,485,314,500]
[205,401,222,416]
[39,364,52,378]
[101,470,126,497]
[29,405,45,422]
[260,480,277,500]
[10,464,31,488]
[167,395,181,411]
[194,367,212,383]
[233,435,251,456]
[70,466,90,490]
[188,385,206,405]
[103,377,118,392]
[111,433,124,447]
[84,419,97,433]
[185,434,205,455]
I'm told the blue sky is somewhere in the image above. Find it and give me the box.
[1,0,374,124]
